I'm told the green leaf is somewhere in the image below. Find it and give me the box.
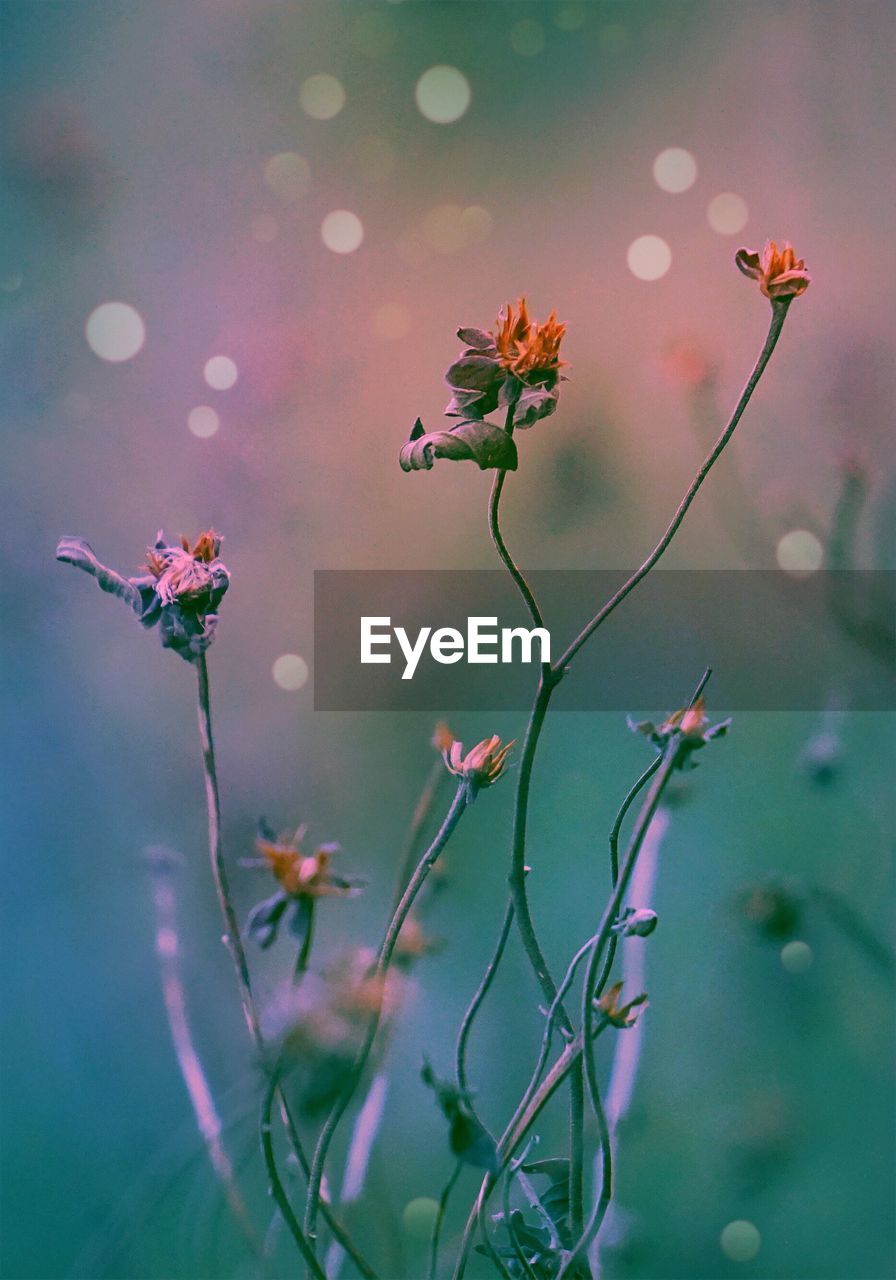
[421,1060,499,1171]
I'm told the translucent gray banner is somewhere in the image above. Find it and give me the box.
[313,571,894,711]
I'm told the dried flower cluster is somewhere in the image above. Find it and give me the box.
[56,529,229,660]
[399,296,567,473]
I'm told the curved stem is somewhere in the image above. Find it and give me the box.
[457,701,702,1280]
[458,301,792,1276]
[196,656,375,1278]
[196,655,261,1044]
[593,757,662,1002]
[559,741,690,1277]
[502,1163,538,1280]
[477,1178,514,1280]
[429,1161,463,1280]
[279,1104,376,1279]
[456,897,516,1097]
[261,1074,327,1278]
[488,414,547,638]
[389,756,447,916]
[452,1036,587,1280]
[305,784,468,1245]
[554,300,791,674]
[295,900,315,982]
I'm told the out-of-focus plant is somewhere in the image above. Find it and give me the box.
[56,241,810,1278]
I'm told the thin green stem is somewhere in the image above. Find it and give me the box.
[294,901,315,982]
[304,784,468,1246]
[196,654,261,1044]
[429,1161,463,1280]
[593,757,662,1002]
[502,1162,539,1280]
[261,1074,327,1279]
[477,1180,514,1280]
[554,301,792,675]
[558,672,711,1277]
[457,300,792,1277]
[488,412,547,638]
[278,1103,376,1279]
[489,428,581,1254]
[389,756,447,916]
[456,698,705,1280]
[456,897,516,1097]
[196,656,375,1278]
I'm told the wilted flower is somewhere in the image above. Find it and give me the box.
[611,907,659,938]
[400,298,567,473]
[263,953,391,1116]
[735,241,810,301]
[494,297,567,378]
[443,734,514,801]
[445,297,567,428]
[56,529,230,661]
[594,981,648,1029]
[628,696,731,769]
[245,821,363,949]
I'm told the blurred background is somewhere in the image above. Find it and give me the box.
[1,1,894,1277]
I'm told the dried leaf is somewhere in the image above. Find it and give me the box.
[456,327,496,351]
[399,419,518,472]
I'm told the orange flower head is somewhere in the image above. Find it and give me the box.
[735,240,810,301]
[443,734,514,798]
[493,297,566,377]
[256,828,354,899]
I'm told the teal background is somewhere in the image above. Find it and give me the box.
[1,3,893,1278]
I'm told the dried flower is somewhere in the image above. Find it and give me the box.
[245,822,362,949]
[400,298,567,473]
[56,529,230,662]
[611,907,659,938]
[493,298,567,378]
[735,240,810,301]
[445,297,567,429]
[263,954,391,1116]
[594,981,648,1029]
[628,696,731,769]
[443,734,514,801]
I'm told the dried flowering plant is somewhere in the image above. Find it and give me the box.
[56,240,809,1279]
[400,297,568,473]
